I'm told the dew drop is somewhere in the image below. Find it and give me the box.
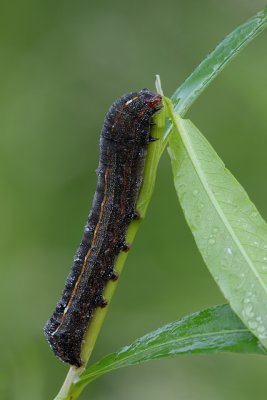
[74,255,83,263]
[193,189,199,196]
[208,238,216,245]
[248,320,258,329]
[257,325,266,334]
[242,298,255,318]
[244,303,253,313]
[259,333,267,340]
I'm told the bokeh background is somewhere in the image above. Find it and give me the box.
[1,0,267,399]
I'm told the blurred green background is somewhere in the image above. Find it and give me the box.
[1,1,267,399]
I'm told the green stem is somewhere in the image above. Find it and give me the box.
[54,99,166,400]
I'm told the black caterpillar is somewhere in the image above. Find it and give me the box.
[44,89,162,367]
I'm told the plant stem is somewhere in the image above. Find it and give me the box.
[54,97,166,400]
[56,367,83,400]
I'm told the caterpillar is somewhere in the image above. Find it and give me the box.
[44,89,162,367]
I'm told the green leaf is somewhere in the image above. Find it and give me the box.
[161,4,267,150]
[167,105,267,351]
[172,6,267,116]
[69,305,265,397]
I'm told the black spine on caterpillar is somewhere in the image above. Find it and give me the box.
[44,89,162,367]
